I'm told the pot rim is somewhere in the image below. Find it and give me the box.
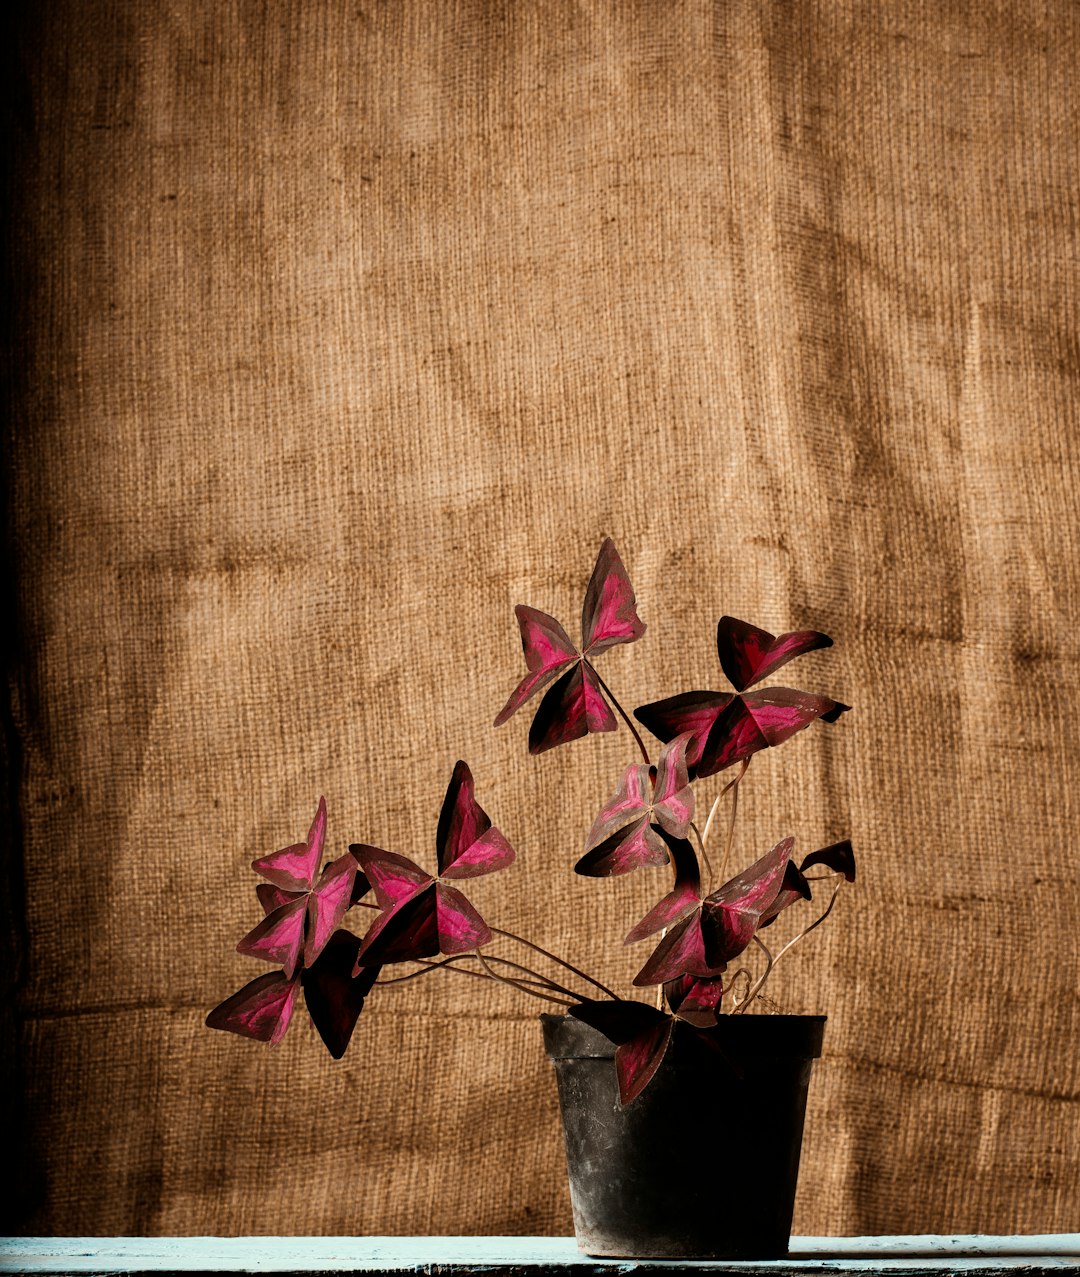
[541,1010,827,1061]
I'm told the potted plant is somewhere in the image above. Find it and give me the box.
[207,539,855,1259]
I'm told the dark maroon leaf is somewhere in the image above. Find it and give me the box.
[493,606,577,726]
[716,617,833,692]
[255,882,303,915]
[301,930,380,1060]
[436,760,515,879]
[664,973,725,1026]
[353,884,440,967]
[698,688,850,776]
[497,540,644,753]
[701,837,794,962]
[206,971,301,1045]
[632,910,726,986]
[575,817,669,877]
[800,838,856,882]
[580,538,647,655]
[633,690,733,776]
[758,858,813,929]
[304,853,360,968]
[528,662,616,753]
[624,831,701,942]
[568,998,673,1104]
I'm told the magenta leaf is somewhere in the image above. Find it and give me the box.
[716,617,833,692]
[350,845,430,910]
[205,971,301,1045]
[236,894,308,978]
[577,736,694,877]
[701,836,794,962]
[580,538,647,655]
[250,796,326,892]
[255,882,304,915]
[801,838,856,881]
[301,930,380,1060]
[633,690,733,778]
[624,831,701,942]
[632,910,724,986]
[304,853,361,968]
[353,884,440,967]
[434,883,493,952]
[493,606,577,726]
[528,662,616,753]
[664,973,725,1026]
[436,760,515,879]
[575,817,669,877]
[568,998,673,1105]
[758,859,813,929]
[698,688,850,776]
[496,540,644,753]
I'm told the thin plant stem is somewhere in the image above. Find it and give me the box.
[583,659,651,765]
[375,953,573,997]
[688,821,714,883]
[490,926,620,1001]
[731,936,774,1016]
[474,947,574,1007]
[738,882,843,1010]
[700,793,724,851]
[716,759,750,885]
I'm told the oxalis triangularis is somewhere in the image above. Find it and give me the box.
[208,540,856,1103]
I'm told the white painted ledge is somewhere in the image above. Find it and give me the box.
[0,1236,1077,1274]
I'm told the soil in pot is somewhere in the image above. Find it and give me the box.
[542,1011,825,1260]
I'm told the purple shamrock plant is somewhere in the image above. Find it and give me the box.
[209,539,854,1102]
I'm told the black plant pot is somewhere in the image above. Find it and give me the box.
[541,1012,825,1260]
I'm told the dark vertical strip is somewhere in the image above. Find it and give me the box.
[0,7,46,1230]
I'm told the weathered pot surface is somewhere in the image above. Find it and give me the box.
[542,1012,826,1260]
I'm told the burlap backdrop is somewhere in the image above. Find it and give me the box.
[3,0,1077,1239]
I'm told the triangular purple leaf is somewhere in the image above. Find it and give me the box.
[574,816,669,877]
[353,884,440,967]
[701,836,794,962]
[206,971,301,1045]
[493,606,577,726]
[304,852,359,968]
[624,831,701,942]
[758,858,813,928]
[716,617,833,692]
[528,662,616,754]
[580,538,646,655]
[632,910,726,986]
[349,845,431,910]
[235,895,308,979]
[301,930,380,1060]
[568,998,673,1105]
[800,838,856,881]
[255,882,304,915]
[698,689,849,776]
[633,690,733,777]
[434,882,492,953]
[251,797,326,892]
[436,760,515,879]
[664,973,725,1026]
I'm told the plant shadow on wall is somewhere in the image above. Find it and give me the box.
[207,540,856,1259]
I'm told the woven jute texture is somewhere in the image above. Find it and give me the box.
[4,0,1078,1237]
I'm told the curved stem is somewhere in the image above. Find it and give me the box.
[583,659,651,764]
[732,935,774,1015]
[738,883,843,1010]
[688,821,714,883]
[474,947,574,1007]
[375,953,571,996]
[490,926,620,1001]
[716,758,750,885]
